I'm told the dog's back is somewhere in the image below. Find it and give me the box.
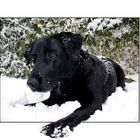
[81,51,126,103]
[92,54,125,89]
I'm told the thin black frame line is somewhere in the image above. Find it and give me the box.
[0,17,140,18]
[0,76,1,122]
[0,121,139,123]
[138,19,139,121]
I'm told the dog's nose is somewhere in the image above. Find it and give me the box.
[27,77,39,91]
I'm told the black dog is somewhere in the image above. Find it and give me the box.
[25,32,126,138]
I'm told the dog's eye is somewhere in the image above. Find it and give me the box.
[46,52,57,60]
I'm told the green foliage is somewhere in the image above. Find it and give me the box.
[0,18,139,78]
[125,78,135,83]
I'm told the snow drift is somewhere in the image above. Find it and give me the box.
[1,75,138,122]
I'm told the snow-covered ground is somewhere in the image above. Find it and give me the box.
[0,74,139,139]
[1,75,139,122]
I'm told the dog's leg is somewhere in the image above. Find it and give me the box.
[24,93,70,107]
[25,86,73,107]
[41,92,102,138]
[41,94,69,106]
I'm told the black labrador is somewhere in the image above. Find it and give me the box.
[24,32,126,138]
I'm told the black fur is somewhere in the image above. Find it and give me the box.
[25,32,126,138]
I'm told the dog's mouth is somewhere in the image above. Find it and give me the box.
[38,82,57,92]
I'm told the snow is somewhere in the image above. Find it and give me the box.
[1,76,80,122]
[87,18,122,32]
[1,75,138,122]
[87,18,103,31]
[0,74,139,139]
[0,122,140,140]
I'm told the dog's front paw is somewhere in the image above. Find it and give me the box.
[41,121,73,138]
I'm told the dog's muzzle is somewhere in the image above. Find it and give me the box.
[27,75,58,92]
[27,77,40,91]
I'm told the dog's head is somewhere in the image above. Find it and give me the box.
[25,32,82,92]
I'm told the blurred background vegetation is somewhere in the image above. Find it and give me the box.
[0,18,139,79]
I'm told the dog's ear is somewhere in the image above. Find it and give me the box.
[24,41,35,65]
[53,32,82,60]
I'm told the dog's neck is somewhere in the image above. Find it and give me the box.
[61,59,80,78]
[59,50,91,87]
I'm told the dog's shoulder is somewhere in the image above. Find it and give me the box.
[79,50,116,78]
[79,50,105,76]
[79,50,104,68]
